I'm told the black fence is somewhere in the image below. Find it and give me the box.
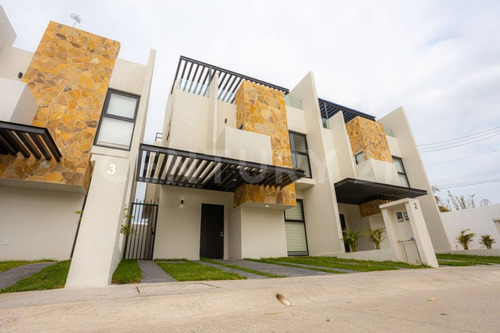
[123,201,159,260]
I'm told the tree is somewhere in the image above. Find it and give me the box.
[342,229,362,252]
[456,229,475,250]
[365,227,385,250]
[431,186,450,212]
[447,191,489,211]
[479,235,496,249]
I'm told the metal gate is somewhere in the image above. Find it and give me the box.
[123,201,159,260]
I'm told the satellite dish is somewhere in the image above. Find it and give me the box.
[70,13,81,27]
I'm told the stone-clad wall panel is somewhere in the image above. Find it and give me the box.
[0,22,119,191]
[346,116,393,163]
[234,81,296,207]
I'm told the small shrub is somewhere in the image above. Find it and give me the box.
[479,234,496,250]
[342,229,362,252]
[365,227,385,250]
[456,229,475,250]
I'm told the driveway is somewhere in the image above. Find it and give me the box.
[1,266,499,332]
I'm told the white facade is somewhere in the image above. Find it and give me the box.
[147,58,443,267]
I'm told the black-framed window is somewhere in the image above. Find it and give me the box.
[393,156,410,187]
[284,199,308,256]
[354,151,365,165]
[289,131,312,178]
[94,90,140,150]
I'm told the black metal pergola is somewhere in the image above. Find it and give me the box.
[0,120,62,161]
[137,143,305,192]
[171,56,289,103]
[334,178,427,205]
[319,98,376,123]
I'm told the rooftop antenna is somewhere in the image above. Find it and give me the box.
[70,13,81,27]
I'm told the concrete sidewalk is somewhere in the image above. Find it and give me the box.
[1,266,499,332]
[0,262,56,290]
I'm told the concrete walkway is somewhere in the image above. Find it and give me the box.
[217,259,331,277]
[0,262,56,289]
[1,266,499,331]
[195,260,269,279]
[137,260,176,283]
[273,261,359,274]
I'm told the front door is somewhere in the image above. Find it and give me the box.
[200,204,224,259]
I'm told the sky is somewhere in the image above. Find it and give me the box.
[1,0,499,205]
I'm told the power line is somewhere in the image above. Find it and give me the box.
[432,169,500,183]
[425,149,498,167]
[437,179,500,189]
[418,126,500,147]
[420,131,500,153]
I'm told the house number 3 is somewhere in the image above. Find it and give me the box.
[107,164,116,175]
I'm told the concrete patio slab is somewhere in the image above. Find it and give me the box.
[217,259,331,277]
[195,260,269,279]
[138,260,176,283]
[0,262,56,290]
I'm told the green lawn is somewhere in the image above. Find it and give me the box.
[0,260,55,273]
[201,258,285,278]
[112,259,142,284]
[156,260,246,281]
[436,253,500,266]
[251,256,428,272]
[1,260,70,293]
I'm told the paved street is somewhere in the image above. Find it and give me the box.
[1,265,499,332]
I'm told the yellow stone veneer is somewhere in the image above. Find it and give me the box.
[0,22,119,191]
[234,81,296,207]
[346,116,392,163]
[359,199,392,217]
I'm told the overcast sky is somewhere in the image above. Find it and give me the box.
[2,0,499,205]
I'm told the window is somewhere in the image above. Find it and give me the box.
[284,199,308,256]
[289,131,312,178]
[355,151,365,165]
[95,90,140,150]
[393,156,410,187]
[494,219,500,234]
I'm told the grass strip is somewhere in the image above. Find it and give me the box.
[246,259,345,274]
[1,260,70,293]
[155,260,246,281]
[436,254,500,264]
[201,258,284,278]
[112,259,142,284]
[257,256,397,272]
[0,260,56,273]
[438,260,478,266]
[306,256,428,269]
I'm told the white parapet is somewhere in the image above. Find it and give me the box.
[0,77,38,124]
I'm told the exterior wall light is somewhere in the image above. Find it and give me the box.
[180,199,184,208]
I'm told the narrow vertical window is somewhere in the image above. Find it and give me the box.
[95,90,140,150]
[393,156,410,187]
[289,131,312,178]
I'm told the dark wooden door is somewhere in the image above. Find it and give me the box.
[339,214,350,253]
[200,204,224,259]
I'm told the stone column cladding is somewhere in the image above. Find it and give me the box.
[346,116,393,163]
[234,81,296,207]
[359,199,392,217]
[0,22,119,192]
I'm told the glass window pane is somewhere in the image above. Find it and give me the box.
[293,153,311,178]
[292,134,307,152]
[285,201,303,221]
[107,93,138,119]
[355,152,365,164]
[96,118,134,149]
[399,174,410,187]
[394,158,404,173]
[285,222,307,254]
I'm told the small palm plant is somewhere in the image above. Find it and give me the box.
[479,234,496,249]
[342,229,362,252]
[365,227,386,250]
[456,229,475,250]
